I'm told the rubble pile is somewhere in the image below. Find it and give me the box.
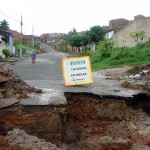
[121,64,150,94]
[6,129,61,150]
[0,65,42,99]
[96,64,150,94]
[0,136,21,150]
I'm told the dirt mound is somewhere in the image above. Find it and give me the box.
[6,129,61,150]
[0,65,42,99]
[121,81,150,93]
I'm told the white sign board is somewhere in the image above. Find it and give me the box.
[62,56,93,86]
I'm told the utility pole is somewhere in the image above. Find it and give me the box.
[32,26,34,47]
[20,15,23,58]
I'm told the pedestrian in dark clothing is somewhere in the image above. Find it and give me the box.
[31,51,36,63]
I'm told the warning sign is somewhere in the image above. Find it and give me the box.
[62,56,93,86]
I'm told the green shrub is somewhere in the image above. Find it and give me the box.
[16,48,26,54]
[22,48,26,54]
[91,54,101,63]
[63,48,68,53]
[77,50,92,57]
[2,49,11,58]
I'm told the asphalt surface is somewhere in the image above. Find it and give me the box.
[5,44,140,98]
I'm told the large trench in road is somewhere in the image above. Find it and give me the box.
[0,92,150,149]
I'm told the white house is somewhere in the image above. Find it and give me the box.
[0,35,6,58]
[104,30,115,39]
[0,30,14,55]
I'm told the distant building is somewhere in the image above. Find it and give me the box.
[109,18,129,29]
[104,15,150,47]
[112,15,150,47]
[105,18,129,39]
[0,30,14,54]
[7,29,21,42]
[22,35,34,46]
[40,33,66,43]
[104,30,115,39]
[0,35,7,58]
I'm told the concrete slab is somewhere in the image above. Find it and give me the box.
[0,98,19,109]
[20,89,67,106]
[26,78,140,99]
[92,78,140,98]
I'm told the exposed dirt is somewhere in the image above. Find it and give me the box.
[0,65,42,99]
[0,136,21,150]
[62,93,150,150]
[0,65,62,149]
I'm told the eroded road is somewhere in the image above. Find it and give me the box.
[5,44,140,98]
[2,44,150,150]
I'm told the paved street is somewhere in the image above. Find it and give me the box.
[5,44,140,98]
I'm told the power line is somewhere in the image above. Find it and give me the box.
[0,10,35,35]
[0,10,20,23]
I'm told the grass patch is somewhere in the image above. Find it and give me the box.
[90,41,150,71]
[15,44,35,51]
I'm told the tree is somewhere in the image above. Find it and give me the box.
[68,34,90,52]
[80,35,90,46]
[101,25,110,32]
[96,39,114,57]
[67,28,77,38]
[130,31,146,44]
[86,25,104,43]
[139,31,146,43]
[0,19,9,31]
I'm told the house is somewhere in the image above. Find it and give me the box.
[0,35,7,58]
[86,43,96,51]
[0,30,14,55]
[104,18,129,39]
[104,29,115,39]
[40,33,66,43]
[22,35,34,46]
[7,29,21,42]
[109,18,129,29]
[107,15,150,47]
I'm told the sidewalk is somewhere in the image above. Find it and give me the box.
[0,57,19,65]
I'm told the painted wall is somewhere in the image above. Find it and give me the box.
[0,37,6,58]
[105,30,114,39]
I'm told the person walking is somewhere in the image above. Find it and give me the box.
[31,50,37,63]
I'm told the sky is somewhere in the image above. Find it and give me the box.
[0,0,150,36]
